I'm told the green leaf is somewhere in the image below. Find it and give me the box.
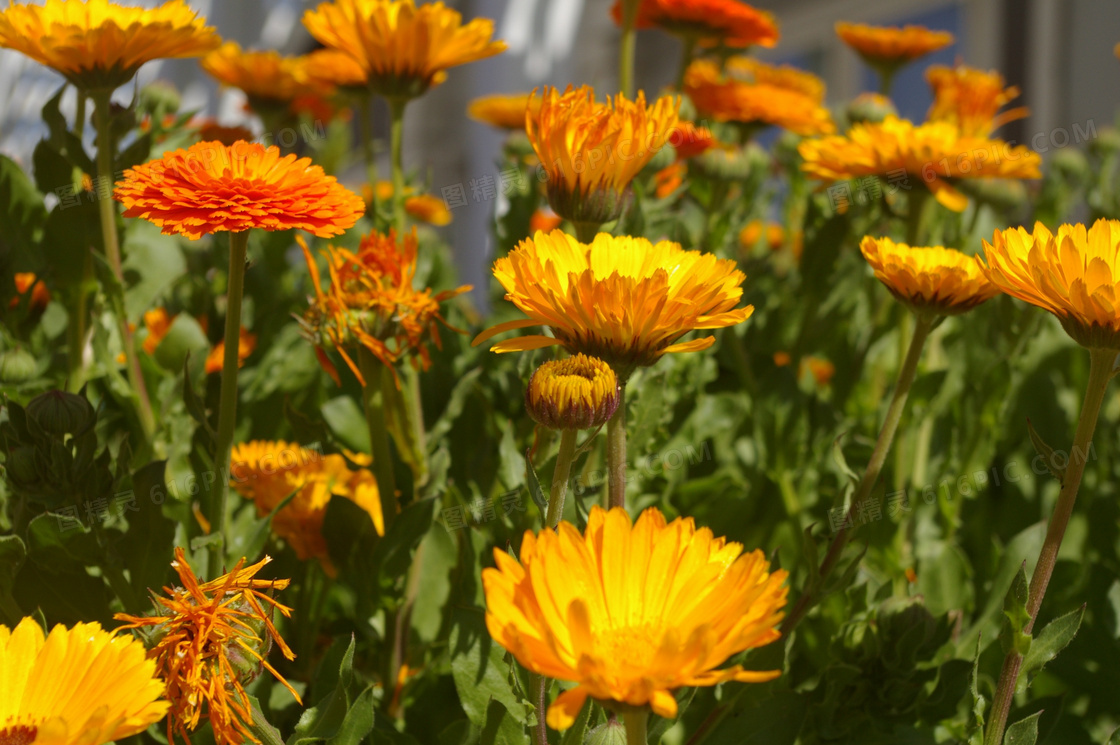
[523,448,548,520]
[969,636,987,740]
[450,611,528,727]
[26,512,101,569]
[118,460,176,597]
[289,636,363,745]
[1026,418,1065,484]
[1000,564,1032,658]
[322,397,371,454]
[1019,605,1084,692]
[41,200,101,286]
[383,370,428,486]
[153,315,209,372]
[183,353,216,442]
[0,154,47,262]
[1003,711,1041,745]
[373,497,436,581]
[480,700,529,745]
[246,695,286,745]
[0,535,27,624]
[702,691,806,745]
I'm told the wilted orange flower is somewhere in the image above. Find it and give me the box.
[926,64,1028,137]
[982,219,1120,348]
[230,441,384,572]
[611,0,779,48]
[10,273,50,311]
[799,116,1041,211]
[205,327,257,374]
[526,354,621,431]
[300,229,471,384]
[835,22,953,67]
[0,616,169,745]
[860,236,999,315]
[684,60,834,136]
[739,220,785,251]
[529,208,562,233]
[529,86,680,226]
[467,92,542,130]
[0,0,219,91]
[483,506,788,729]
[115,548,300,745]
[302,0,506,100]
[474,230,752,376]
[114,140,364,239]
[140,307,175,355]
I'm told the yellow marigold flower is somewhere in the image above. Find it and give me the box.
[725,56,825,102]
[405,194,453,226]
[860,236,999,315]
[230,441,384,571]
[835,21,953,68]
[473,230,753,377]
[114,140,365,240]
[926,64,1028,137]
[303,48,368,90]
[529,86,680,227]
[483,506,788,729]
[205,327,257,375]
[202,42,313,105]
[684,60,834,137]
[0,0,219,91]
[982,219,1120,348]
[611,0,779,48]
[10,273,50,312]
[0,617,169,745]
[526,354,620,430]
[299,229,471,385]
[799,115,1041,212]
[467,92,542,130]
[140,307,174,356]
[115,548,300,745]
[302,0,506,100]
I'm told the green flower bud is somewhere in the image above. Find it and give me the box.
[585,720,627,745]
[25,389,96,439]
[0,348,37,382]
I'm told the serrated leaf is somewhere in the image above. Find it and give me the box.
[26,512,101,569]
[1003,711,1041,745]
[1019,605,1084,693]
[1026,418,1065,484]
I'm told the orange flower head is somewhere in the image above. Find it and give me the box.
[114,548,300,745]
[140,307,175,356]
[529,208,563,233]
[684,60,834,136]
[982,219,1120,348]
[202,42,315,105]
[0,0,219,91]
[299,229,471,385]
[926,64,1028,137]
[302,0,506,100]
[799,355,835,387]
[799,116,1041,212]
[405,194,453,226]
[860,236,999,315]
[653,161,686,198]
[230,441,384,573]
[114,140,364,239]
[10,273,50,312]
[526,354,620,430]
[473,230,752,378]
[669,120,716,159]
[835,21,953,70]
[725,56,826,101]
[483,506,788,729]
[529,86,680,226]
[468,92,542,130]
[205,327,257,374]
[303,48,368,90]
[612,0,779,48]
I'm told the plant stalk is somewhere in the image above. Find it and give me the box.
[607,385,628,509]
[358,347,399,527]
[675,35,697,90]
[623,709,648,745]
[358,96,379,222]
[619,0,640,99]
[388,97,407,235]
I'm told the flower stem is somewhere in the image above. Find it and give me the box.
[619,0,640,99]
[623,709,648,745]
[607,384,628,509]
[547,429,579,527]
[675,35,697,91]
[92,89,155,437]
[984,347,1114,745]
[208,229,250,574]
[573,221,601,243]
[780,312,935,634]
[388,97,407,235]
[69,93,92,392]
[358,96,379,221]
[528,673,549,745]
[358,347,399,527]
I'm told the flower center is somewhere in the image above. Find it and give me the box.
[0,724,38,745]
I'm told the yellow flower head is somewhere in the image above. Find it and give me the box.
[835,21,953,69]
[860,236,999,315]
[467,92,542,130]
[799,115,1041,211]
[483,506,788,728]
[611,0,779,48]
[926,64,1028,137]
[0,617,169,745]
[473,230,753,378]
[982,219,1120,348]
[725,56,826,102]
[684,59,834,136]
[0,0,219,91]
[230,440,384,572]
[526,354,620,430]
[529,86,680,226]
[299,229,471,385]
[302,0,506,100]
[115,548,300,745]
[201,42,328,109]
[303,48,369,90]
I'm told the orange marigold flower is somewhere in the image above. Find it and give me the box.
[0,0,219,91]
[483,506,788,729]
[529,85,680,227]
[684,60,834,137]
[299,228,471,385]
[205,327,257,374]
[202,42,331,111]
[10,273,50,311]
[303,47,368,90]
[773,350,792,367]
[529,208,563,233]
[739,220,785,251]
[799,116,1041,212]
[405,194,452,226]
[114,140,364,239]
[467,92,542,130]
[140,307,175,356]
[230,441,384,572]
[926,64,1028,137]
[982,219,1120,348]
[725,56,826,101]
[473,230,752,377]
[611,0,779,48]
[835,21,953,68]
[114,547,300,745]
[860,236,999,315]
[302,0,506,100]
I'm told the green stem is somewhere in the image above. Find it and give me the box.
[906,187,932,247]
[606,385,628,509]
[619,0,640,99]
[780,312,935,634]
[404,364,428,489]
[623,709,648,745]
[208,229,250,575]
[674,35,697,90]
[548,428,578,528]
[985,347,1114,745]
[388,97,407,235]
[92,89,155,436]
[358,347,399,527]
[359,97,379,216]
[69,93,92,391]
[528,672,549,745]
[574,221,602,243]
[878,66,897,98]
